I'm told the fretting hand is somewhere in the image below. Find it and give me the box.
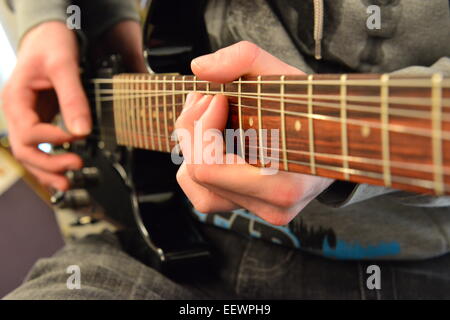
[175,41,334,226]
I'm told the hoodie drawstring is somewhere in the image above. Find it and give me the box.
[313,0,324,60]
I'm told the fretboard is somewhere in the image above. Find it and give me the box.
[92,73,450,196]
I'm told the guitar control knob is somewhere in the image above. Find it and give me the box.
[66,167,100,189]
[51,189,92,209]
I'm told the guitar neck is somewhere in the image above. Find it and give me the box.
[92,73,450,196]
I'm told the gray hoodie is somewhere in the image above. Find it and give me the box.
[13,0,450,260]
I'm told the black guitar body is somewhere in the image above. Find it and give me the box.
[65,0,213,280]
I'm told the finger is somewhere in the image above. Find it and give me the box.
[176,93,212,131]
[190,153,323,209]
[176,94,214,162]
[2,80,39,128]
[198,95,229,131]
[203,183,303,226]
[191,41,304,83]
[48,58,92,136]
[25,165,70,191]
[176,162,238,213]
[21,123,75,145]
[17,147,82,173]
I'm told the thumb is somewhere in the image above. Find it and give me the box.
[191,41,303,83]
[49,59,92,136]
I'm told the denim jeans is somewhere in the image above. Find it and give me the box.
[4,224,450,299]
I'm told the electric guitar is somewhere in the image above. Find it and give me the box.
[57,0,450,279]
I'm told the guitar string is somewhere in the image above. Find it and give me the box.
[88,123,449,192]
[90,130,450,192]
[81,76,450,194]
[91,88,450,108]
[82,81,450,191]
[90,77,450,88]
[89,97,450,140]
[91,116,450,178]
[91,92,450,128]
[88,90,450,120]
[88,86,450,130]
[92,88,450,110]
[93,124,450,176]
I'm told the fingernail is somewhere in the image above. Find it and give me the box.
[71,117,91,136]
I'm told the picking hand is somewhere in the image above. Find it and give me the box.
[2,22,90,190]
[2,21,145,191]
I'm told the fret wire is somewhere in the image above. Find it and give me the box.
[111,80,119,145]
[221,83,225,93]
[257,75,265,167]
[172,76,179,150]
[127,75,134,147]
[182,75,187,105]
[131,76,137,147]
[155,76,162,151]
[238,77,245,159]
[172,75,177,129]
[432,73,444,195]
[340,74,350,180]
[94,82,102,137]
[138,75,144,148]
[113,80,122,145]
[125,75,133,147]
[141,75,149,149]
[163,76,170,152]
[120,76,126,145]
[119,75,126,146]
[381,74,392,187]
[307,75,316,175]
[148,76,155,150]
[280,75,288,171]
[132,75,139,147]
[135,76,143,148]
[193,76,197,91]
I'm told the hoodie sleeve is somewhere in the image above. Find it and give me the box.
[14,0,70,42]
[318,56,450,208]
[14,0,140,44]
[73,0,140,41]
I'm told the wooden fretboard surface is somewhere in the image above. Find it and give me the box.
[91,73,450,196]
